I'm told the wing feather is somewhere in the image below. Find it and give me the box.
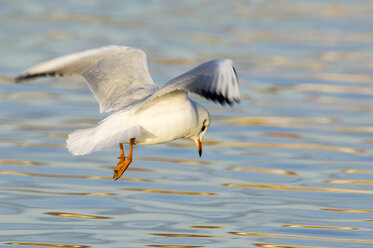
[145,59,240,106]
[14,45,158,112]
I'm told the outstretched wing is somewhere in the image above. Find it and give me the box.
[145,59,240,106]
[15,45,158,112]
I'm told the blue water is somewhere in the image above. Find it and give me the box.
[1,1,373,247]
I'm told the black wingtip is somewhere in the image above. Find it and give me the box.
[232,66,238,80]
[14,72,61,83]
[196,90,240,106]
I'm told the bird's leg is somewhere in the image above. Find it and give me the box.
[113,138,135,181]
[117,143,126,162]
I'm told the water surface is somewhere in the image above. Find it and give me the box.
[1,1,373,247]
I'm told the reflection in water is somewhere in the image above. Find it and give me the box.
[264,132,304,139]
[139,156,214,165]
[293,83,373,95]
[147,245,203,248]
[255,244,331,248]
[229,232,373,244]
[4,91,58,100]
[213,116,336,126]
[342,169,373,174]
[45,212,111,219]
[6,242,89,248]
[47,133,68,139]
[189,226,222,229]
[1,1,373,248]
[151,233,215,238]
[2,188,116,196]
[228,167,297,176]
[101,165,153,172]
[172,139,365,154]
[17,125,72,131]
[19,142,66,149]
[325,180,373,185]
[123,188,216,196]
[321,209,373,213]
[0,159,43,166]
[216,115,373,133]
[222,183,373,194]
[283,224,357,230]
[0,170,154,182]
[314,72,373,84]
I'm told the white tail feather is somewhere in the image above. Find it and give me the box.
[66,128,97,155]
[66,125,141,156]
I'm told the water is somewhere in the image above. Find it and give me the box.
[1,0,373,247]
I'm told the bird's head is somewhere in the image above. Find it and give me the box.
[191,105,210,157]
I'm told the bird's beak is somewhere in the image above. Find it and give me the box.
[195,138,202,157]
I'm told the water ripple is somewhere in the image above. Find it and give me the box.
[123,188,216,196]
[0,170,153,182]
[222,183,373,194]
[45,212,111,219]
[6,242,89,248]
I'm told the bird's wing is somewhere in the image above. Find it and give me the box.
[142,59,240,107]
[15,45,158,112]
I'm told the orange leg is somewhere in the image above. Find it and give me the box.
[117,143,126,162]
[113,138,135,181]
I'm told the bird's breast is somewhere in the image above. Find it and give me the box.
[134,92,199,145]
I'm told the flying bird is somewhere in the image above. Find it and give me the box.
[8,45,240,180]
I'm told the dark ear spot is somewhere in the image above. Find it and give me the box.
[200,119,207,132]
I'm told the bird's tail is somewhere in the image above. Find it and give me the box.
[66,127,98,155]
[66,124,141,156]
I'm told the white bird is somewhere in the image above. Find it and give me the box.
[10,45,240,180]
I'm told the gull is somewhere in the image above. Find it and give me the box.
[8,45,240,180]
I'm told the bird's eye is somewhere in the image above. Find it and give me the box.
[201,125,206,132]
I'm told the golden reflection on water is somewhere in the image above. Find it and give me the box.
[321,209,373,213]
[124,188,216,196]
[189,225,223,229]
[139,156,214,165]
[213,116,336,126]
[101,165,153,172]
[6,242,89,248]
[19,142,66,149]
[228,167,297,176]
[216,115,373,133]
[283,224,357,230]
[0,159,43,166]
[4,91,58,100]
[325,180,373,185]
[255,243,331,248]
[294,83,373,95]
[229,232,373,244]
[173,139,365,154]
[47,133,68,139]
[151,233,215,238]
[222,183,373,194]
[342,169,373,174]
[0,170,154,182]
[2,188,116,196]
[314,72,373,84]
[147,245,203,248]
[46,212,111,219]
[67,119,99,125]
[264,132,304,139]
[17,125,73,131]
